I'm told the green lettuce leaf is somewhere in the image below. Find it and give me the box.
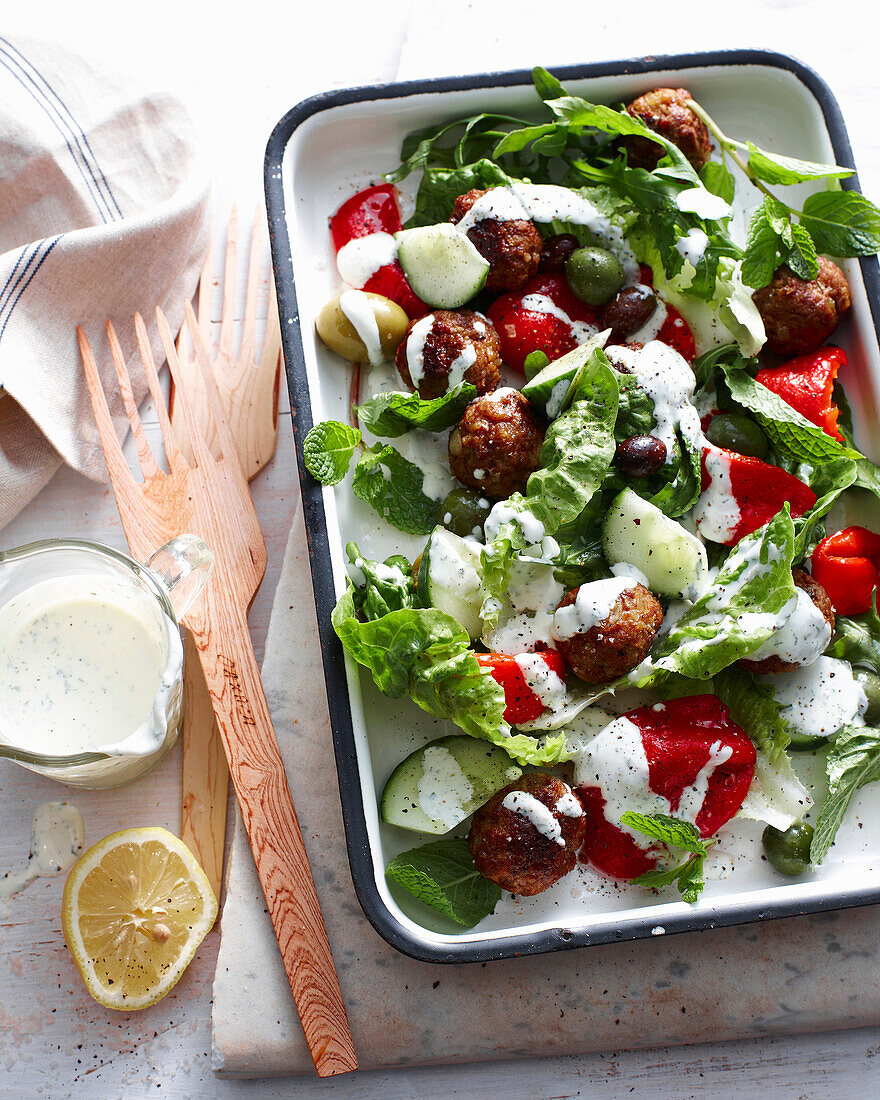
[356,384,477,437]
[385,839,501,927]
[345,542,415,620]
[713,666,792,763]
[811,725,880,864]
[650,508,797,679]
[827,596,880,673]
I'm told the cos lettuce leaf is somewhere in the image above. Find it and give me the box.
[332,586,566,765]
[650,508,797,679]
[713,666,792,763]
[345,542,415,620]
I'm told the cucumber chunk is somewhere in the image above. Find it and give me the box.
[602,488,708,598]
[520,332,609,418]
[381,735,522,834]
[395,224,489,308]
[417,525,484,639]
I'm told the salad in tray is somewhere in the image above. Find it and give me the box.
[303,68,880,928]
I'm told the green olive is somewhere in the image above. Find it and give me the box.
[855,669,880,725]
[762,821,814,876]
[706,412,769,459]
[565,246,625,306]
[315,291,409,363]
[440,488,491,537]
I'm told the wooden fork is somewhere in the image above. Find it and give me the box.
[78,311,357,1079]
[171,209,283,905]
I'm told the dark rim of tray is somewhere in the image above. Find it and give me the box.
[264,48,880,964]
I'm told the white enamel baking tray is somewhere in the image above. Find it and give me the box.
[265,50,880,962]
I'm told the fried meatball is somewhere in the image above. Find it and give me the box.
[552,582,663,684]
[622,87,712,171]
[752,258,851,356]
[448,388,545,499]
[451,188,543,291]
[468,772,585,896]
[395,310,502,400]
[599,285,657,342]
[738,568,836,675]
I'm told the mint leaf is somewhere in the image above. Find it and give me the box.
[356,384,477,438]
[352,443,439,535]
[722,365,859,464]
[811,725,880,864]
[786,222,819,280]
[619,812,707,854]
[532,65,566,102]
[792,456,859,561]
[800,190,880,256]
[385,839,501,927]
[741,200,785,289]
[303,420,361,485]
[746,144,854,186]
[700,160,736,205]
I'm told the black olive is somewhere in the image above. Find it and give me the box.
[538,233,581,272]
[614,435,667,478]
[599,286,657,341]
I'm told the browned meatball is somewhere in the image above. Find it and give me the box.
[738,568,836,675]
[468,772,585,896]
[622,88,712,171]
[451,188,543,291]
[552,582,663,684]
[395,310,502,400]
[599,285,657,342]
[752,258,851,356]
[448,389,545,499]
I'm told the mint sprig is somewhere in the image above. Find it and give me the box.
[620,811,715,904]
[352,443,439,535]
[385,839,501,927]
[303,420,362,485]
[356,383,476,438]
[811,725,880,864]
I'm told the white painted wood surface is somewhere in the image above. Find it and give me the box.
[1,0,880,1094]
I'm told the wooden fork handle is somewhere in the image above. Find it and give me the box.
[191,606,357,1077]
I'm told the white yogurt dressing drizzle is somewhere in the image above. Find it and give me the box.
[551,578,635,642]
[339,289,384,366]
[519,294,598,344]
[675,227,710,267]
[502,790,572,846]
[675,740,733,823]
[692,445,740,543]
[748,587,832,666]
[0,802,84,917]
[416,746,473,830]
[675,186,732,221]
[483,610,557,654]
[514,652,568,711]
[763,656,868,738]
[336,231,398,286]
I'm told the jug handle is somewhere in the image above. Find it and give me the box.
[145,535,214,622]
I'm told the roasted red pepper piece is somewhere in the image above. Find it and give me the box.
[756,347,846,442]
[637,264,697,360]
[329,184,427,318]
[576,695,756,880]
[329,183,402,249]
[476,649,567,726]
[698,445,816,546]
[811,525,880,615]
[486,273,598,373]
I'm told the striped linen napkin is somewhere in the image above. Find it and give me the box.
[0,34,210,527]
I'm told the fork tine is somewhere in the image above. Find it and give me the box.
[77,326,138,491]
[155,307,216,471]
[184,300,241,460]
[105,320,161,480]
[133,311,185,469]
[240,207,263,363]
[218,207,239,361]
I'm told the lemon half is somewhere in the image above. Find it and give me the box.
[62,827,217,1011]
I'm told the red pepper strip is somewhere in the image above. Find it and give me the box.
[329,184,428,319]
[811,525,880,615]
[656,304,696,362]
[576,696,756,880]
[329,183,402,249]
[756,346,846,442]
[476,649,567,726]
[699,446,816,546]
[486,273,598,373]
